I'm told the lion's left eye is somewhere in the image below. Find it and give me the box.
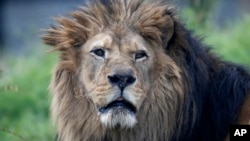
[135,50,148,60]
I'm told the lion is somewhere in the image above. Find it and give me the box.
[42,0,250,141]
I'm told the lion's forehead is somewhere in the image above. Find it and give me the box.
[83,33,113,51]
[83,32,150,55]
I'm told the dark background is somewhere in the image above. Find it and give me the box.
[0,0,249,55]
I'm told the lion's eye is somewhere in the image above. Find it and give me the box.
[135,50,148,60]
[91,48,105,58]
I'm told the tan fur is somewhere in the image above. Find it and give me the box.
[224,94,250,141]
[236,94,250,125]
[43,0,184,141]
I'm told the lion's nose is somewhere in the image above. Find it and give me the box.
[108,74,136,90]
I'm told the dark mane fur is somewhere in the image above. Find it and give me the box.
[167,22,250,141]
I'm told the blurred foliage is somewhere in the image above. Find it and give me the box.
[0,4,250,141]
[186,0,218,25]
[0,49,57,141]
[181,8,250,67]
[206,19,250,67]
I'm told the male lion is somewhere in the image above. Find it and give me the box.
[42,0,250,141]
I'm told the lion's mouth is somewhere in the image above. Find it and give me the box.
[98,98,137,114]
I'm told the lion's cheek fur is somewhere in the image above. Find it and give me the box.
[50,70,103,141]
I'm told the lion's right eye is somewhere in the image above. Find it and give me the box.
[91,48,105,58]
[135,50,148,61]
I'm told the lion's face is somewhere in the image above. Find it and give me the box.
[80,31,155,128]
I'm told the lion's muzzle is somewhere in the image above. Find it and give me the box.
[98,69,138,128]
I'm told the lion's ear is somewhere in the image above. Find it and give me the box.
[134,4,174,47]
[161,15,174,48]
[42,17,90,51]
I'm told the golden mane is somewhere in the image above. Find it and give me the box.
[43,0,175,51]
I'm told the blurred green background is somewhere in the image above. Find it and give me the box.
[0,0,250,141]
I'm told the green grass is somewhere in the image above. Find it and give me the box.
[0,48,57,141]
[0,10,250,141]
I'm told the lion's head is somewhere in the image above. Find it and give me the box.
[43,0,184,140]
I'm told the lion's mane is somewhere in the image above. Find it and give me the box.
[43,0,250,141]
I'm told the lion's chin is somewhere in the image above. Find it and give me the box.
[99,107,137,128]
[98,98,137,128]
